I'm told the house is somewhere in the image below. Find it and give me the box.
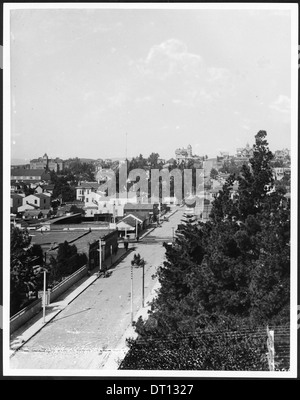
[11,193,24,214]
[19,193,51,212]
[274,149,290,161]
[76,182,99,202]
[34,185,44,194]
[84,192,116,218]
[43,184,55,195]
[236,143,254,159]
[124,203,159,222]
[273,167,291,181]
[11,168,51,183]
[11,180,27,193]
[34,184,55,196]
[83,192,139,219]
[23,209,51,220]
[175,144,193,163]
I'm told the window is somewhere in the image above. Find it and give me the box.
[34,200,37,204]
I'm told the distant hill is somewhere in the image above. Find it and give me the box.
[11,158,30,166]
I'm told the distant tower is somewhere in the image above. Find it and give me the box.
[43,153,49,170]
[187,144,192,158]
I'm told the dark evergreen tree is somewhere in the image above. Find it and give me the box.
[120,130,290,370]
[10,227,44,315]
[49,241,87,283]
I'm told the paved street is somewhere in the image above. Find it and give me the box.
[9,207,184,371]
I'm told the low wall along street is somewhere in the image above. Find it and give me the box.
[49,265,88,303]
[10,265,89,334]
[10,298,42,335]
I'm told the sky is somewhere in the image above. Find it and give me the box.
[9,5,294,162]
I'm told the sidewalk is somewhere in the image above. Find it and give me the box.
[9,246,131,356]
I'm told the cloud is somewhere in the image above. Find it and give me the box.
[133,39,235,108]
[138,38,204,80]
[269,95,291,114]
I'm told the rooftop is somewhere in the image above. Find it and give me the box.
[11,168,49,177]
[124,203,156,210]
[42,213,82,224]
[31,229,115,253]
[76,182,99,189]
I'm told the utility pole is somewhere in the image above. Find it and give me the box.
[142,260,145,308]
[130,263,133,324]
[43,269,46,324]
[112,202,116,224]
[99,238,102,273]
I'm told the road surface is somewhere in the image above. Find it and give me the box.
[9,207,184,370]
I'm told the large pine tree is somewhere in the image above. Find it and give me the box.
[120,131,290,370]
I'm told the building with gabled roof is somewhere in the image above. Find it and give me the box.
[11,193,24,214]
[11,168,50,183]
[19,193,51,212]
[76,181,99,202]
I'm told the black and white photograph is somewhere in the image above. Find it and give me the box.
[2,3,298,379]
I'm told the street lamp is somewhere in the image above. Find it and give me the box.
[42,268,47,323]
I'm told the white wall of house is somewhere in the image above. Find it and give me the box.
[21,194,51,210]
[18,204,35,212]
[84,193,141,218]
[76,186,97,201]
